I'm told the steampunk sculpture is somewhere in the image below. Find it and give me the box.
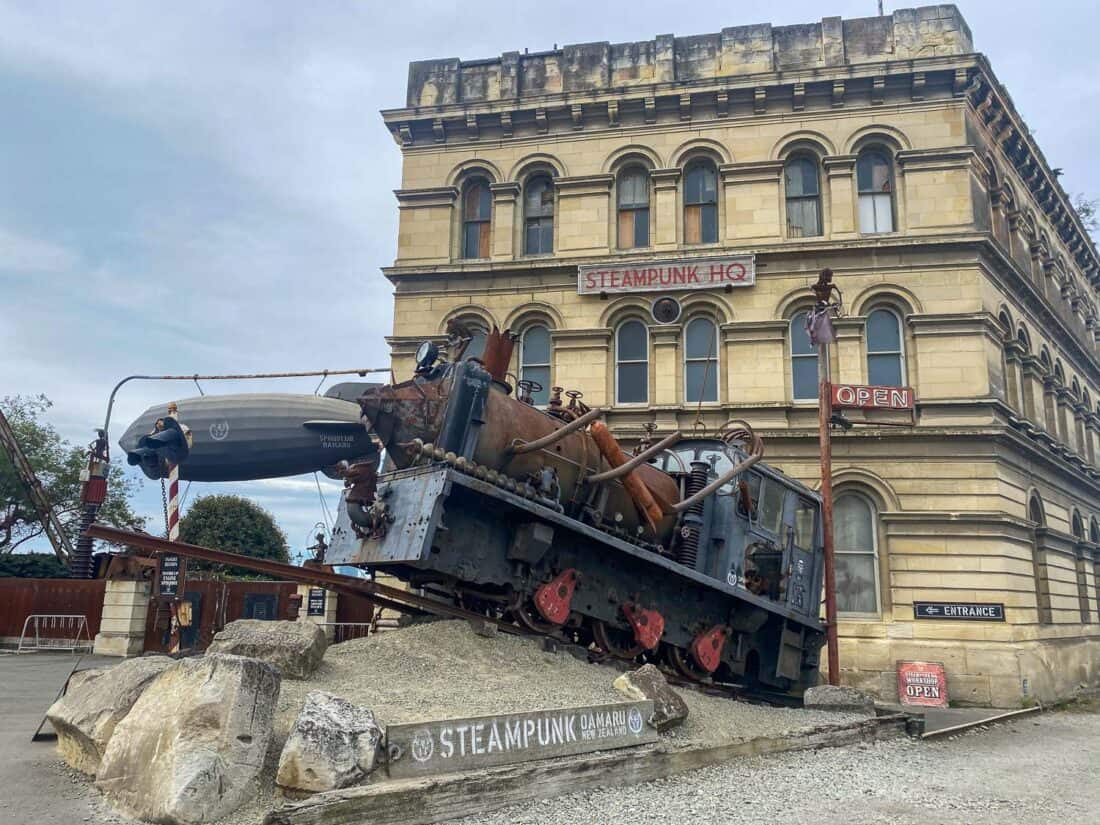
[120,328,827,694]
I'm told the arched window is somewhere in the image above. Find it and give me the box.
[684,317,718,403]
[834,492,880,614]
[617,167,650,249]
[461,321,488,361]
[523,175,554,255]
[866,308,905,386]
[616,320,648,404]
[1071,510,1089,622]
[790,311,818,401]
[683,161,717,244]
[784,155,822,238]
[1028,493,1045,526]
[462,178,492,259]
[1027,492,1052,623]
[857,149,895,234]
[519,324,551,406]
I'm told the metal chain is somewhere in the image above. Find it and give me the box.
[160,477,170,538]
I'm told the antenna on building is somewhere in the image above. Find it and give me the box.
[878,0,884,15]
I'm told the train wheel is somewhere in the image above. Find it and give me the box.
[665,643,710,683]
[591,619,643,660]
[509,599,558,635]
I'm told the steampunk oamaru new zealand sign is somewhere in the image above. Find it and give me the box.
[385,700,656,778]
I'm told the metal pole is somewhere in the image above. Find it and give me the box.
[818,337,840,686]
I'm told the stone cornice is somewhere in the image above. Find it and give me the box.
[719,160,784,183]
[822,154,857,176]
[394,186,458,207]
[965,57,1100,285]
[553,174,613,196]
[896,146,975,172]
[720,320,787,342]
[907,312,1000,340]
[488,181,521,198]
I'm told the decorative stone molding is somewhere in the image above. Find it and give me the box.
[394,186,459,208]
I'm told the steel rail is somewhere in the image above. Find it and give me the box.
[85,524,526,634]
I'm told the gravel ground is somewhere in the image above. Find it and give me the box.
[30,621,867,825]
[445,709,1100,825]
[219,619,866,825]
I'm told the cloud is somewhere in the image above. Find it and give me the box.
[0,226,77,273]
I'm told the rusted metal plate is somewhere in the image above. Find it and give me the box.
[385,700,656,779]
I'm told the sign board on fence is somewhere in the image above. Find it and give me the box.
[831,383,915,410]
[577,255,754,295]
[385,699,656,779]
[159,554,181,597]
[307,588,326,617]
[897,660,948,708]
[914,602,1005,622]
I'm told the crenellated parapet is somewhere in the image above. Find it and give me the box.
[401,6,971,108]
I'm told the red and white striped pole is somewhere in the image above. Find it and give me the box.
[166,402,183,653]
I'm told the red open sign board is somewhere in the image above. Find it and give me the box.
[897,660,948,707]
[831,383,914,411]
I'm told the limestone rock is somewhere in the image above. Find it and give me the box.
[46,655,174,774]
[96,653,281,824]
[276,690,384,793]
[613,663,689,731]
[207,619,327,679]
[803,684,875,714]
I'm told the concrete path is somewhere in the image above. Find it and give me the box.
[0,653,129,825]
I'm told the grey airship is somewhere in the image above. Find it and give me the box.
[119,390,378,482]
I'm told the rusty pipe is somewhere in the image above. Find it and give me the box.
[507,407,603,455]
[671,450,764,514]
[585,431,683,483]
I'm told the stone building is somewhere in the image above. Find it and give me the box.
[379,5,1100,706]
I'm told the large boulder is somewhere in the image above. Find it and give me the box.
[207,619,327,679]
[96,653,281,824]
[46,655,175,774]
[613,663,689,731]
[803,684,876,714]
[276,690,384,793]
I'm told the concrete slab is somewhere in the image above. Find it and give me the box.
[0,654,130,825]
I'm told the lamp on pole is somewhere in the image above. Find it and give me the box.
[810,268,842,686]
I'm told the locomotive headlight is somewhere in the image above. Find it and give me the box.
[415,340,440,372]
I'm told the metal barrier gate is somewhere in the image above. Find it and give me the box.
[16,614,93,654]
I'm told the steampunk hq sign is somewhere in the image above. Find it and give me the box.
[577,255,755,295]
[386,700,656,779]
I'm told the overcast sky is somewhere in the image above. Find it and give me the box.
[2,1,1097,558]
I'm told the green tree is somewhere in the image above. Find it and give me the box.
[1073,194,1097,235]
[178,494,290,578]
[1,395,145,555]
[0,552,70,578]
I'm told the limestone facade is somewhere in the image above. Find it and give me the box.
[380,6,1100,706]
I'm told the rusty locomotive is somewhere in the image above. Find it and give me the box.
[120,328,827,695]
[322,330,827,694]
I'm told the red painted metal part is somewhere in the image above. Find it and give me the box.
[621,602,664,651]
[533,568,578,626]
[689,624,730,673]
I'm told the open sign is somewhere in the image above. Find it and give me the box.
[831,383,914,411]
[897,660,948,707]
